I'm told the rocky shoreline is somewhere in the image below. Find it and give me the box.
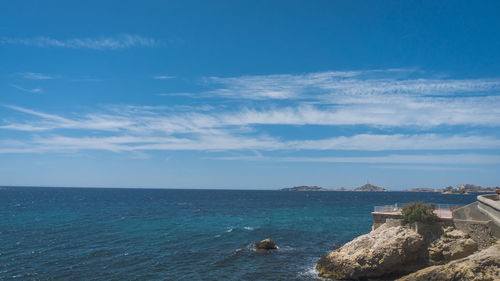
[316,220,499,280]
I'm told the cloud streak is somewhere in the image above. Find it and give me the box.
[1,69,500,166]
[21,72,55,80]
[211,154,500,165]
[4,92,499,134]
[10,84,42,93]
[206,71,500,100]
[0,132,499,154]
[1,34,159,50]
[153,75,176,80]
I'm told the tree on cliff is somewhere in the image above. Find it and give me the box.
[402,201,438,224]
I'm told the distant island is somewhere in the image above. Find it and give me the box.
[403,187,439,192]
[352,184,387,192]
[281,183,498,194]
[280,184,387,192]
[280,186,331,191]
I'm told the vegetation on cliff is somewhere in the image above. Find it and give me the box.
[401,201,439,224]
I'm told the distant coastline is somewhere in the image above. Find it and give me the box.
[280,183,498,194]
[280,184,387,192]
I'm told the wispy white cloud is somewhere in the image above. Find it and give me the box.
[157,92,195,97]
[3,92,500,135]
[2,102,500,148]
[210,154,500,165]
[2,69,500,161]
[1,34,159,50]
[277,154,500,165]
[1,105,133,131]
[20,72,55,80]
[153,75,176,80]
[10,84,42,93]
[0,133,499,154]
[206,70,500,100]
[220,98,500,127]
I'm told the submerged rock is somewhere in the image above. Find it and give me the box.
[316,224,427,280]
[428,229,478,265]
[254,238,277,250]
[396,242,500,281]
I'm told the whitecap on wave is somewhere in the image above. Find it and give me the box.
[297,266,328,280]
[278,245,295,251]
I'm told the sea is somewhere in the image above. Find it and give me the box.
[0,187,481,280]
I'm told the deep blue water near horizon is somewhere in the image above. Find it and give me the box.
[0,187,481,280]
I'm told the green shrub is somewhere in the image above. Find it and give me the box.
[401,201,438,224]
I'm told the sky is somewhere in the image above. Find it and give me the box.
[1,0,500,189]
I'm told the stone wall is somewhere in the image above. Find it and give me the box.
[452,198,500,249]
[453,219,497,249]
[372,213,402,230]
[477,194,500,228]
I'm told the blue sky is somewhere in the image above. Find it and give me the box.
[1,1,500,189]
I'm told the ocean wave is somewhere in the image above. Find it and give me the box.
[297,266,328,280]
[278,245,296,252]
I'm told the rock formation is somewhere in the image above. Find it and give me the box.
[254,238,277,250]
[316,220,498,280]
[428,228,478,265]
[316,224,427,280]
[396,242,500,281]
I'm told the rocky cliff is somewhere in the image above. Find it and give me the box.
[396,242,500,281]
[316,223,427,280]
[316,222,498,280]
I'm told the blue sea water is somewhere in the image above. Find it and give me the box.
[0,187,481,280]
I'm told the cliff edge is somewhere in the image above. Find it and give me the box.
[396,242,500,281]
[316,222,497,280]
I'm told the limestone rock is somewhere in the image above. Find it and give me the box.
[428,229,478,265]
[254,238,277,250]
[316,224,427,280]
[396,243,500,281]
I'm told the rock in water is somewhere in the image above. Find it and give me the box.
[254,238,277,250]
[316,224,427,280]
[396,243,500,281]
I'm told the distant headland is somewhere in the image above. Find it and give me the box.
[280,183,498,193]
[280,184,387,192]
[406,184,498,194]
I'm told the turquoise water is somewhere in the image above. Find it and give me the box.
[0,187,479,280]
